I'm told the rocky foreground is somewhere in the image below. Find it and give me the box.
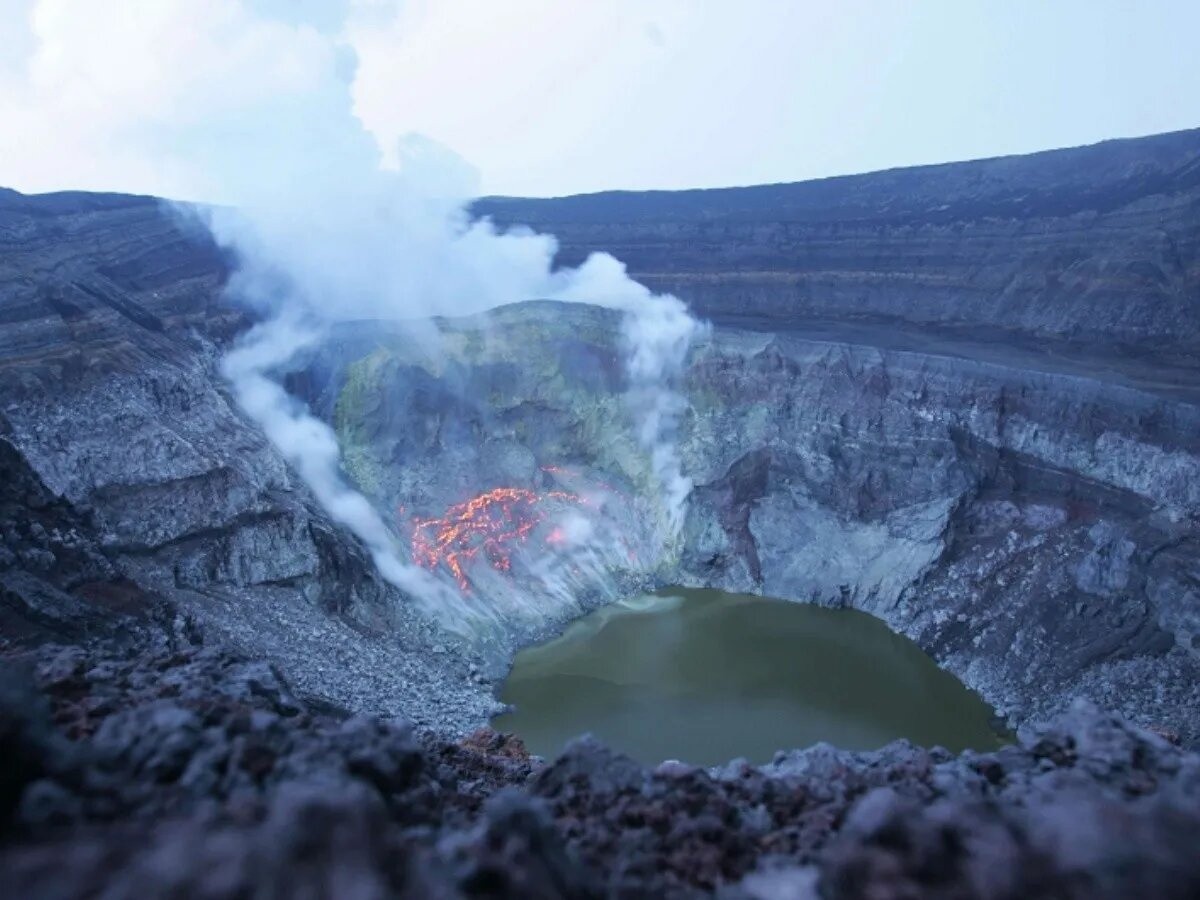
[3,621,1198,899]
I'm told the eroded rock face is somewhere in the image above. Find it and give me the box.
[676,332,1200,741]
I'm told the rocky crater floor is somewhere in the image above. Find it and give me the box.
[2,130,1199,895]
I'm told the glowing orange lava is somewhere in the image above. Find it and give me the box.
[409,487,581,590]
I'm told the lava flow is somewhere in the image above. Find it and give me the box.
[408,487,582,590]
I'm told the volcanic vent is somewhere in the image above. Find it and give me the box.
[407,480,585,591]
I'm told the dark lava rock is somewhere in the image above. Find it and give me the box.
[2,632,1197,898]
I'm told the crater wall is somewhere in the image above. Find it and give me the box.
[315,303,1200,743]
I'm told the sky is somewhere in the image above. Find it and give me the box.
[1,0,1198,200]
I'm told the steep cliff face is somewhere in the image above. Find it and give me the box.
[475,128,1200,357]
[673,330,1200,738]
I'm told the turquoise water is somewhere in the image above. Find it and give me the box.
[493,588,1007,765]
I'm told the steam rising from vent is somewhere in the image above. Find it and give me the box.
[210,154,703,612]
[75,0,710,611]
[219,315,458,611]
[216,201,703,609]
[554,254,702,534]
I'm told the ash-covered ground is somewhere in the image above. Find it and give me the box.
[3,620,1199,899]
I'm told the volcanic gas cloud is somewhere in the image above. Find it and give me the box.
[408,486,584,590]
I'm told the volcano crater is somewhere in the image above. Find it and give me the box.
[283,300,1200,747]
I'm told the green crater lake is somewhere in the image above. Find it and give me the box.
[493,588,1007,766]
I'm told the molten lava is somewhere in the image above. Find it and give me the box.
[409,487,581,590]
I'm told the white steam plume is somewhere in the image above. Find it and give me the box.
[220,314,421,593]
[0,0,703,604]
[553,253,704,534]
[211,186,703,601]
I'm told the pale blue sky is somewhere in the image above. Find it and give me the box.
[2,1,1198,198]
